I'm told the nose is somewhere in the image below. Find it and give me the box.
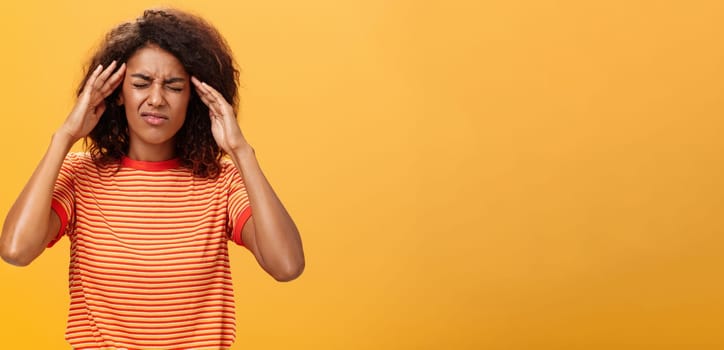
[146,83,166,107]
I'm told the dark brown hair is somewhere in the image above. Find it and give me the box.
[79,8,240,178]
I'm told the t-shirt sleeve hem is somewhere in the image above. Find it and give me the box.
[231,206,253,246]
[48,199,69,248]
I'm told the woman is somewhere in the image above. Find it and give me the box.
[0,8,304,349]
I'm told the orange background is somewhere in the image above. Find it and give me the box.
[1,0,723,349]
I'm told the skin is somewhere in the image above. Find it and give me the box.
[120,45,190,161]
[0,45,305,282]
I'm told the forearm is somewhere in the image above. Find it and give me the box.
[0,133,74,266]
[190,77,304,279]
[229,144,305,279]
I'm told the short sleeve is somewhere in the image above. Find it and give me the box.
[48,153,78,248]
[226,162,252,246]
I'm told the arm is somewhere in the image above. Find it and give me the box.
[0,62,125,266]
[192,77,305,282]
[231,145,305,282]
[0,135,72,266]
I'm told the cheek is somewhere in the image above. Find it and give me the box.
[172,93,192,116]
[121,88,142,108]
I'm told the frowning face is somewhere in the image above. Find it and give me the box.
[119,44,190,159]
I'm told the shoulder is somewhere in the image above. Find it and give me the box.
[63,152,94,168]
[63,152,117,175]
[220,158,235,169]
[219,158,239,177]
[216,158,246,186]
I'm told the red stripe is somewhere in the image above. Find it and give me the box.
[68,304,232,318]
[74,282,234,298]
[121,156,180,170]
[74,219,228,233]
[73,255,229,270]
[75,265,227,282]
[70,312,236,328]
[75,236,228,253]
[70,260,229,275]
[75,276,233,294]
[75,205,226,218]
[68,327,234,342]
[69,293,235,308]
[232,206,253,245]
[66,330,235,346]
[68,288,235,304]
[48,199,69,247]
[74,270,232,288]
[74,243,226,259]
[69,338,233,350]
[73,202,222,212]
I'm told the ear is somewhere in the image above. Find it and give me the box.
[117,94,124,106]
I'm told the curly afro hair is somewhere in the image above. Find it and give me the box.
[79,8,240,178]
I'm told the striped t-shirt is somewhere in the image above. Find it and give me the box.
[49,152,252,350]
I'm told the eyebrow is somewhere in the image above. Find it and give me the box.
[130,73,186,84]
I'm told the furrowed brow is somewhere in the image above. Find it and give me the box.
[130,73,152,81]
[164,77,186,84]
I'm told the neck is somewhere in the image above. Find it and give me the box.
[127,139,176,162]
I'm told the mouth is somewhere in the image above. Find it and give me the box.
[140,112,169,126]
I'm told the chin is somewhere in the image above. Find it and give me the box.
[129,129,179,147]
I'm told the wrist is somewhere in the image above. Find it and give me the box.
[227,138,253,155]
[51,130,78,151]
[229,142,256,165]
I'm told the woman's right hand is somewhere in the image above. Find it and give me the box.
[58,61,126,143]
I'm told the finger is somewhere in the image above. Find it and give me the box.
[194,86,216,112]
[89,63,126,107]
[81,64,104,97]
[192,77,221,102]
[85,62,113,104]
[191,76,206,94]
[192,77,214,101]
[192,78,218,111]
[200,81,233,116]
[91,62,117,103]
[191,76,203,88]
[77,65,104,109]
[200,81,224,103]
[204,83,236,116]
[193,81,212,103]
[94,60,117,89]
[192,78,234,120]
[102,62,126,96]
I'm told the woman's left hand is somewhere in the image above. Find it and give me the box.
[191,76,248,153]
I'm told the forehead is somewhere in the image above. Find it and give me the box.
[126,44,188,78]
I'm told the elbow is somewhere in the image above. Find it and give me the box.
[0,228,39,267]
[0,244,36,267]
[270,259,305,282]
